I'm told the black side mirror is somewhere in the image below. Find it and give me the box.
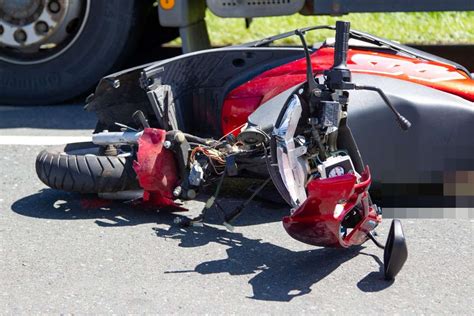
[384,219,408,280]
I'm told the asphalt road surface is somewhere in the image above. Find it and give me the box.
[0,105,473,314]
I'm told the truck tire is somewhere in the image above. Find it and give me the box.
[36,142,139,194]
[0,0,144,105]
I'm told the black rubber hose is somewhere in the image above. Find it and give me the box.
[355,85,412,131]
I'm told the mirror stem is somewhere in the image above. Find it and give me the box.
[367,232,385,249]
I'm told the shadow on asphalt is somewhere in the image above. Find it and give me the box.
[156,223,392,301]
[10,187,287,227]
[11,188,393,300]
[11,189,163,227]
[357,252,394,292]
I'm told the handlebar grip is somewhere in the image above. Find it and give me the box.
[333,21,350,69]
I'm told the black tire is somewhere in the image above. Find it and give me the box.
[0,1,144,105]
[35,142,139,194]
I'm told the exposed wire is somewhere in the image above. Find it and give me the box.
[190,146,226,165]
[217,123,246,143]
[355,85,411,131]
[223,177,272,230]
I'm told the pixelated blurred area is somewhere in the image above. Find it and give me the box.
[444,171,474,196]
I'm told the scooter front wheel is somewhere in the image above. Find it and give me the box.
[35,142,139,194]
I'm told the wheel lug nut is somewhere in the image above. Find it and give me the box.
[35,21,49,34]
[13,29,27,43]
[48,0,61,13]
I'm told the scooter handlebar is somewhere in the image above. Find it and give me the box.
[333,21,350,69]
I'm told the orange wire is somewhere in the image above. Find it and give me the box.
[218,123,246,142]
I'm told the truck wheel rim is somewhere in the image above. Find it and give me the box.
[0,0,90,65]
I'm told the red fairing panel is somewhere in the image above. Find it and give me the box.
[133,128,183,209]
[222,47,474,135]
[283,167,381,247]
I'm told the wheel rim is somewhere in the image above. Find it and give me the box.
[0,0,90,65]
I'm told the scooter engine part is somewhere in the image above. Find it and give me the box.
[98,190,144,201]
[189,161,204,186]
[92,131,143,146]
[237,126,268,145]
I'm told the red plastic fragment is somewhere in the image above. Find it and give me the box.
[133,128,184,210]
[283,166,380,248]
